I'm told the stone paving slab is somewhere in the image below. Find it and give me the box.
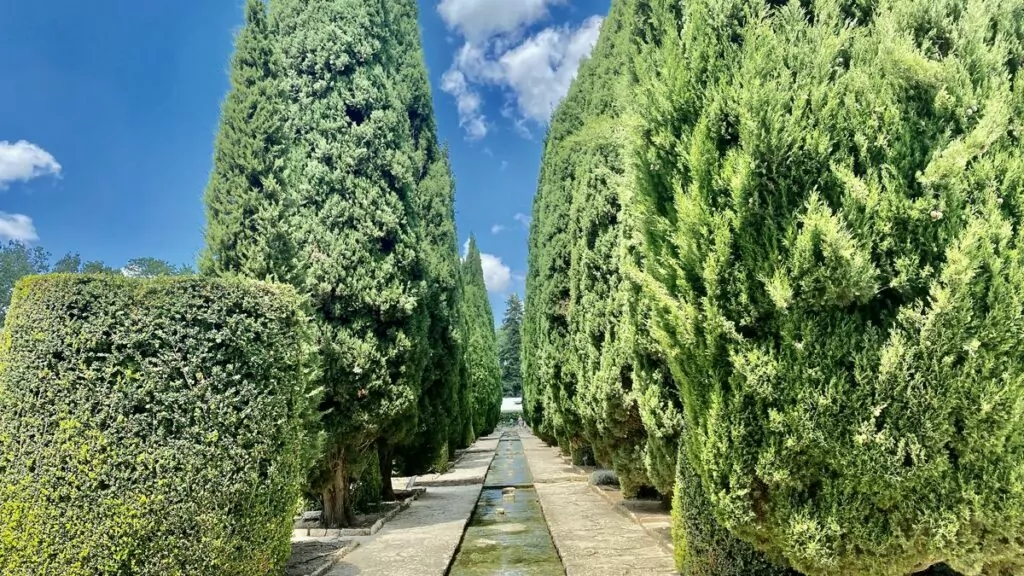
[521,432,678,576]
[325,436,498,576]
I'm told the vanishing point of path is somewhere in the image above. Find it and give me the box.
[327,429,675,576]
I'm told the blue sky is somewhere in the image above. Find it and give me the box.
[0,0,610,320]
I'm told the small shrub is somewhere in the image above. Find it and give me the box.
[0,274,317,576]
[589,469,621,488]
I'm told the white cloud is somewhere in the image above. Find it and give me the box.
[438,1,604,139]
[0,213,38,241]
[514,212,532,228]
[462,238,471,260]
[441,69,488,140]
[480,252,512,293]
[0,141,61,188]
[500,160,509,171]
[438,0,561,43]
[498,16,604,122]
[491,224,506,234]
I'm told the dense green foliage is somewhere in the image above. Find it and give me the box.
[631,0,1024,573]
[522,105,588,458]
[200,0,294,284]
[671,442,798,576]
[202,0,482,524]
[528,0,1024,573]
[498,293,524,397]
[523,0,680,490]
[461,237,502,437]
[0,275,316,575]
[397,145,464,474]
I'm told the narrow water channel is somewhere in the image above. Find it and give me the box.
[447,432,565,576]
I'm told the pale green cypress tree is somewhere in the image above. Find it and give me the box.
[634,0,1024,573]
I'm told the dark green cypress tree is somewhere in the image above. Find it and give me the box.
[461,236,502,437]
[258,0,421,527]
[454,302,478,447]
[368,0,435,502]
[200,0,295,283]
[397,147,463,474]
[498,293,524,397]
[634,0,1024,573]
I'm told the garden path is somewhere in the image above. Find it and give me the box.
[326,435,499,576]
[521,431,678,576]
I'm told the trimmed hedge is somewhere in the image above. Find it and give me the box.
[0,275,317,576]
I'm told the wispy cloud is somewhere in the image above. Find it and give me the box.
[441,70,488,140]
[0,141,61,188]
[0,213,38,241]
[438,0,603,139]
[491,224,506,234]
[514,212,532,228]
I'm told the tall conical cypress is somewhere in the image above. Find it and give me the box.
[523,124,589,461]
[200,0,294,283]
[461,237,502,437]
[498,293,524,397]
[367,0,438,503]
[235,0,420,527]
[396,147,463,475]
[553,0,653,494]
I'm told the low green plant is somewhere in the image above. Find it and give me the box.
[0,274,318,576]
[588,469,621,488]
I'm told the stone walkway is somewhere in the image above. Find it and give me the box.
[521,431,678,576]
[326,435,499,576]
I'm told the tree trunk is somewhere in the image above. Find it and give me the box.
[378,440,396,502]
[321,451,355,528]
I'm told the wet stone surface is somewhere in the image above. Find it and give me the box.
[448,436,565,576]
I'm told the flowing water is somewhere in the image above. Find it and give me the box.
[447,433,565,576]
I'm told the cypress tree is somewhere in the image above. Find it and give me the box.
[558,0,653,494]
[203,0,425,527]
[461,236,502,437]
[368,0,436,503]
[200,0,294,283]
[498,293,524,397]
[523,112,591,462]
[274,0,423,526]
[397,147,463,474]
[634,0,1024,574]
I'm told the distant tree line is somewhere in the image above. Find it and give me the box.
[0,240,192,323]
